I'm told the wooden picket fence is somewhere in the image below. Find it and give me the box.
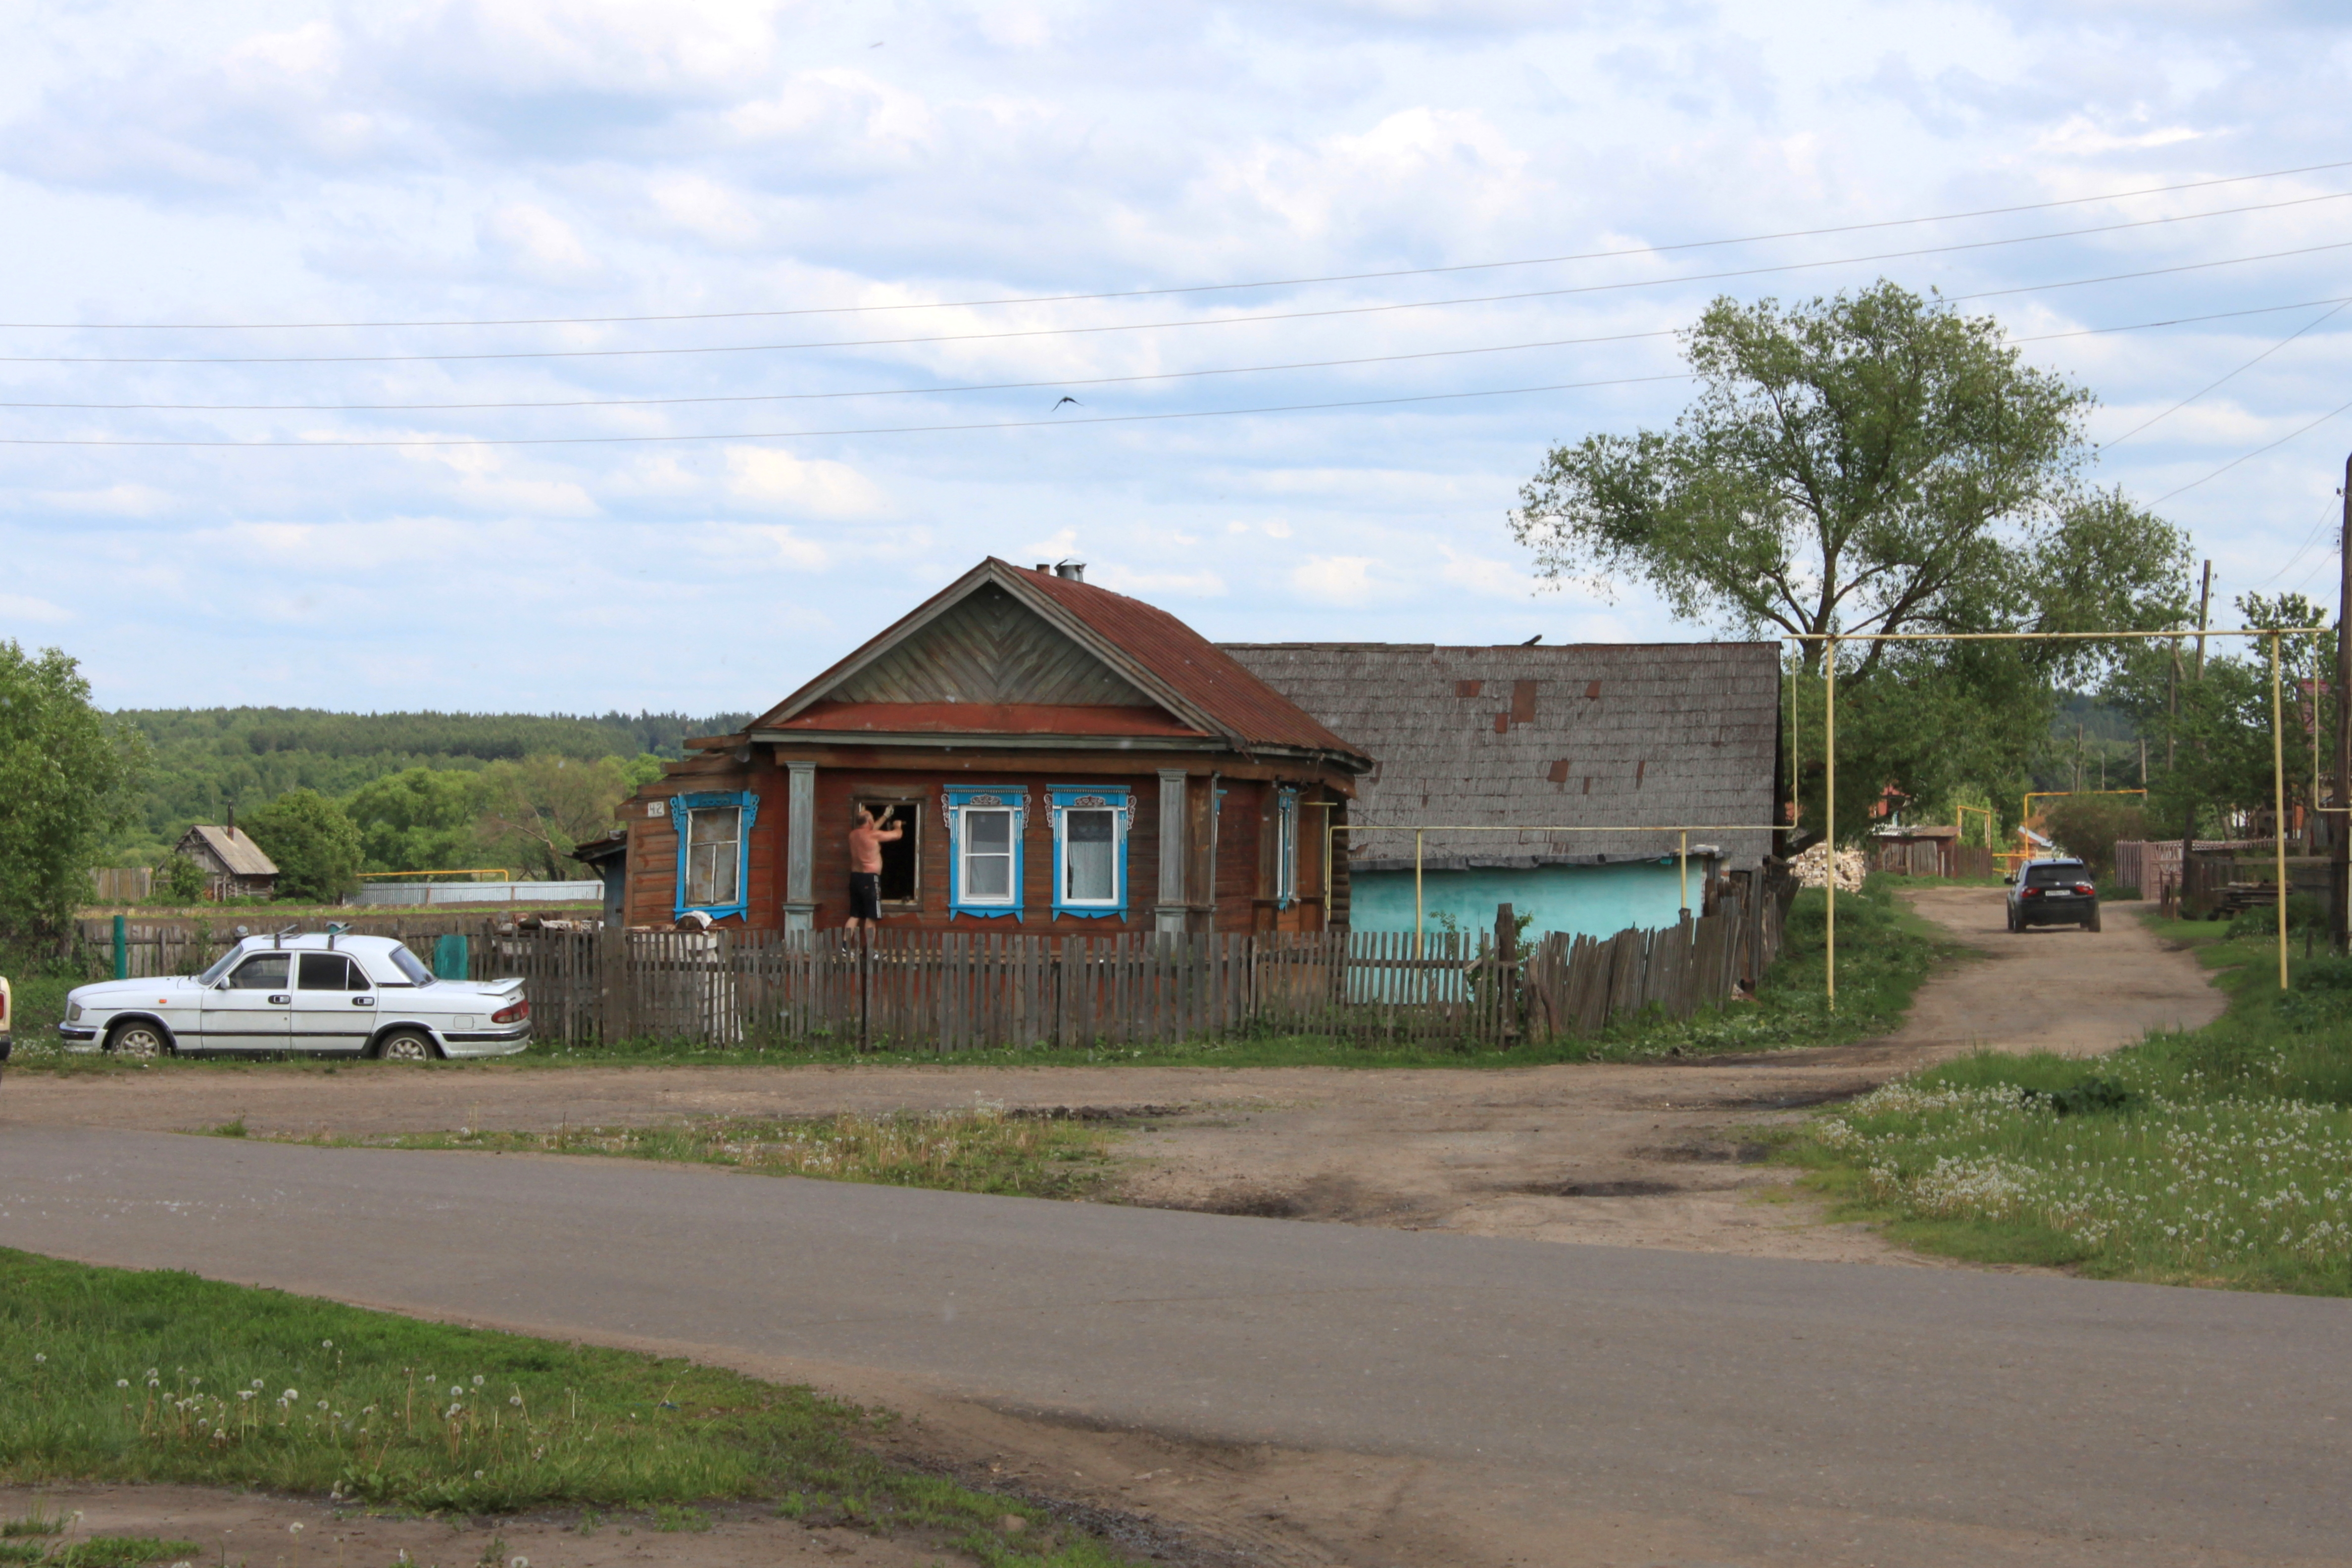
[65,883,1786,1051]
[497,882,1786,1051]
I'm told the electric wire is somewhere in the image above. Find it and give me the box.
[2099,298,2352,450]
[6,295,2345,416]
[2153,392,2352,504]
[7,216,2352,367]
[15,157,2352,331]
[0,373,1709,447]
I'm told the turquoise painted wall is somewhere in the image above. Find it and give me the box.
[1348,861,1696,940]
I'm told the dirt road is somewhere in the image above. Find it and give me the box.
[1,889,2223,1265]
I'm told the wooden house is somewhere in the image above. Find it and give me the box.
[1223,642,1782,939]
[613,559,1372,933]
[164,822,280,901]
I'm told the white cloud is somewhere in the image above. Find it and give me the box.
[0,593,74,625]
[477,202,601,284]
[1093,565,1226,598]
[725,448,886,516]
[1291,555,1383,604]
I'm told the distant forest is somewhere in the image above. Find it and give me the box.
[108,708,752,864]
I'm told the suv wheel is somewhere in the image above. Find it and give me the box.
[2087,907,2102,933]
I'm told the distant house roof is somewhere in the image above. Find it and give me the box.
[179,824,279,878]
[1220,642,1782,870]
[747,559,1370,766]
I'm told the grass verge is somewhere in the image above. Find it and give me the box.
[0,1249,1123,1566]
[8,882,1951,1074]
[280,1107,1127,1200]
[1789,914,2352,1293]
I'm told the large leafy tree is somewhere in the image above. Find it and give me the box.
[346,767,487,873]
[1513,282,2190,843]
[0,642,147,940]
[244,788,364,903]
[475,755,641,880]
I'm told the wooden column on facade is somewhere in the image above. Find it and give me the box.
[783,760,817,931]
[1155,767,1188,934]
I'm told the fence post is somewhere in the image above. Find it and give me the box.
[1494,903,1517,1045]
[113,913,127,980]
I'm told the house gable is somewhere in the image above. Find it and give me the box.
[825,582,1155,709]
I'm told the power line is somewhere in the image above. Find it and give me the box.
[2154,392,2352,503]
[16,157,2352,332]
[9,214,2352,368]
[2099,298,2352,450]
[9,295,2346,416]
[0,373,1708,448]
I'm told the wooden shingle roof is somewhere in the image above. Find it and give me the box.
[1221,642,1781,869]
[179,824,279,878]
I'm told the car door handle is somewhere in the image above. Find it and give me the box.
[268,994,291,1005]
[352,996,376,1007]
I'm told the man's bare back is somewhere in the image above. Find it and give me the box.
[846,806,904,930]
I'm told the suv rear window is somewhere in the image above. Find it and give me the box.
[2024,864,2088,887]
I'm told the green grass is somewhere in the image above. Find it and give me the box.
[0,1531,202,1568]
[285,1108,1127,1199]
[10,883,1947,1073]
[1791,915,2352,1293]
[0,1250,1125,1566]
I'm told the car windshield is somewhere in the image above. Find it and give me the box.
[2025,865,2087,887]
[386,944,437,987]
[197,949,244,985]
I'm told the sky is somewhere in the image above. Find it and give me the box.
[4,0,2351,717]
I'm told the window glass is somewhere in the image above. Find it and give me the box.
[2024,864,2086,887]
[964,808,1015,900]
[387,944,436,987]
[1064,809,1116,902]
[1275,797,1298,902]
[296,953,352,991]
[228,953,291,990]
[686,806,742,907]
[197,949,241,985]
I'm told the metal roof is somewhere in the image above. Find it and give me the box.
[179,825,279,878]
[1220,642,1781,869]
[752,559,1370,767]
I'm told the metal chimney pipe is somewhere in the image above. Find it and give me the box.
[1055,559,1086,582]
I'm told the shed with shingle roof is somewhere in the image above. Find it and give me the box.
[1222,642,1782,938]
[165,823,280,900]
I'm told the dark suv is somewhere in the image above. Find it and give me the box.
[2007,857,2101,932]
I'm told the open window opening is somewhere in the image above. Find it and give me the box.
[854,797,922,904]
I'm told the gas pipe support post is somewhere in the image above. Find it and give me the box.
[2274,631,2291,991]
[1824,636,1837,1015]
[1678,831,1690,918]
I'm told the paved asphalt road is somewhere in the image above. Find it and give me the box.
[2,1125,2348,1564]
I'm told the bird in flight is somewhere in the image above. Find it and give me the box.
[1052,396,1081,410]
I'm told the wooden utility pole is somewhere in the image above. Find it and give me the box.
[2335,457,2351,953]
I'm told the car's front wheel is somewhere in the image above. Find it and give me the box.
[106,1020,170,1059]
[374,1029,440,1063]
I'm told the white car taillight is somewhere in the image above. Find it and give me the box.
[492,999,529,1025]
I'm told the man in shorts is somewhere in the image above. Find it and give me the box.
[846,804,903,932]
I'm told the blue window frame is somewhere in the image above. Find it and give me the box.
[1274,788,1300,911]
[670,790,759,922]
[944,788,1028,920]
[1049,786,1133,919]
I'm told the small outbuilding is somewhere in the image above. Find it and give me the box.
[164,823,280,901]
[1221,641,1783,939]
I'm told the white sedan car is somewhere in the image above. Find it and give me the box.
[58,931,530,1061]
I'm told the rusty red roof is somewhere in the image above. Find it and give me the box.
[777,700,1208,737]
[1003,562,1367,760]
[749,558,1369,766]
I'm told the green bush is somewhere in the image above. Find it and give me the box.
[242,789,362,903]
[2227,893,2325,938]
